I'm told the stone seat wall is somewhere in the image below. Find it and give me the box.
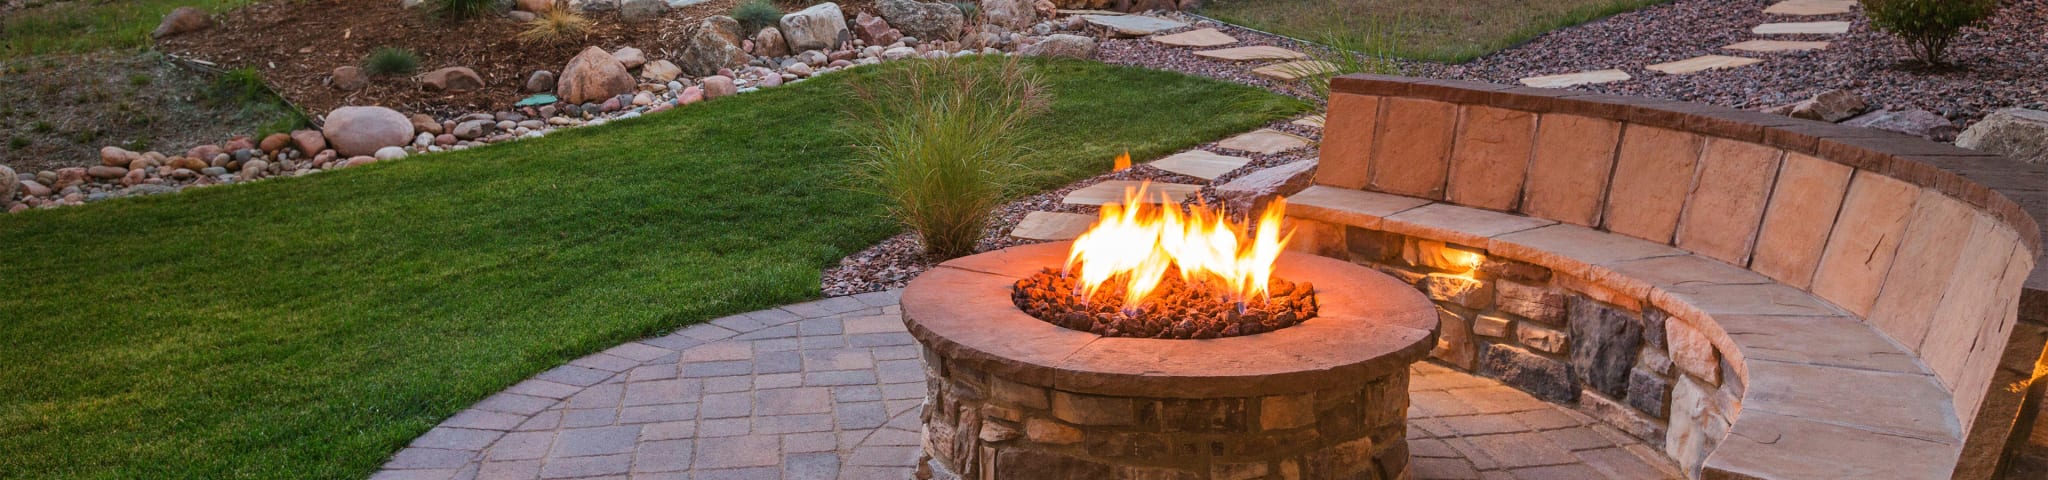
[1287,74,2045,479]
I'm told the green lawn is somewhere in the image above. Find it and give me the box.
[0,0,255,59]
[1200,0,1670,63]
[0,58,1305,479]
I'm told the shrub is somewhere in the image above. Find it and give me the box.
[433,0,504,21]
[1859,0,1998,66]
[733,0,783,33]
[846,57,1050,259]
[518,4,592,45]
[364,47,420,76]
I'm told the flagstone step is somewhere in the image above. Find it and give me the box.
[1151,28,1238,47]
[1061,181,1202,206]
[1754,21,1851,35]
[1294,114,1325,129]
[1764,0,1855,16]
[1647,55,1764,75]
[1195,45,1307,61]
[1010,211,1098,240]
[1217,128,1312,155]
[1252,60,1339,81]
[1148,150,1252,180]
[1518,69,1632,88]
[1723,39,1831,52]
[1082,15,1188,37]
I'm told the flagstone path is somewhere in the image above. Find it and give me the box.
[370,293,1682,480]
[1507,0,1859,87]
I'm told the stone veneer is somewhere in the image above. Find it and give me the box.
[901,242,1439,479]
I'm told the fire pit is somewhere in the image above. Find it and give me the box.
[902,188,1440,479]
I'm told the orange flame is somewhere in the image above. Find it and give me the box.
[1112,151,1131,171]
[1064,181,1292,309]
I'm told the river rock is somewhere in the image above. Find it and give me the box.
[640,60,682,82]
[1958,108,2048,165]
[291,129,327,155]
[87,165,127,179]
[100,146,139,167]
[558,46,637,104]
[332,66,368,91]
[877,0,963,41]
[259,133,292,153]
[524,70,557,93]
[678,16,752,76]
[754,27,791,57]
[322,106,415,156]
[239,160,268,181]
[780,3,848,52]
[853,12,902,46]
[613,47,647,69]
[701,75,737,98]
[153,7,213,38]
[0,165,16,201]
[374,146,408,161]
[421,67,485,92]
[454,119,495,140]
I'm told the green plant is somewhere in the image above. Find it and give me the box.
[127,73,152,87]
[733,0,783,33]
[364,47,420,76]
[8,136,27,149]
[518,3,592,45]
[951,1,979,19]
[432,0,503,21]
[1296,23,1403,105]
[846,57,1050,259]
[1859,0,1998,67]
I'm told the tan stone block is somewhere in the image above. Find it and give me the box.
[1497,281,1567,325]
[1665,318,1721,384]
[1259,393,1315,430]
[991,377,1049,410]
[1474,314,1512,337]
[1920,215,2020,389]
[1954,249,2033,432]
[1675,139,1782,265]
[1750,153,1852,289]
[1281,218,1345,257]
[1665,375,1725,473]
[1519,70,1631,88]
[1051,391,1135,426]
[1516,323,1567,354]
[1024,417,1083,444]
[1431,306,1477,369]
[1600,254,1771,289]
[1445,105,1538,211]
[1384,202,1557,248]
[1489,223,1686,281]
[1654,282,1840,318]
[1317,94,1382,189]
[1715,314,1924,373]
[1285,186,1432,229]
[1423,273,1493,310]
[1522,114,1622,226]
[1743,360,1958,441]
[1866,191,1975,347]
[1602,125,1703,243]
[1704,411,1957,480]
[1370,98,1458,199]
[1810,172,1918,316]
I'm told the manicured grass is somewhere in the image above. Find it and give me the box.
[0,58,1306,479]
[0,0,254,59]
[1200,0,1671,63]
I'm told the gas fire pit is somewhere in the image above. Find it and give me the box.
[901,188,1440,479]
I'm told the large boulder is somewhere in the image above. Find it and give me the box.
[1843,109,1959,141]
[779,2,848,52]
[1958,108,2048,165]
[1019,34,1095,59]
[980,0,1036,29]
[152,7,213,38]
[876,0,964,41]
[557,46,637,104]
[321,106,415,157]
[677,16,752,77]
[421,67,484,92]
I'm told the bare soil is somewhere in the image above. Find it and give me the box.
[0,51,294,172]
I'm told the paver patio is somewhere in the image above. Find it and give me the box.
[371,294,1682,480]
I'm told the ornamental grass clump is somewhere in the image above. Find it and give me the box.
[364,47,420,76]
[518,3,593,45]
[1297,23,1403,106]
[433,0,504,21]
[1859,0,1998,67]
[733,0,784,33]
[847,57,1050,260]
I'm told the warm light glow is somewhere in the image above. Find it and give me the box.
[1064,181,1292,310]
[1112,151,1131,171]
[1445,249,1484,275]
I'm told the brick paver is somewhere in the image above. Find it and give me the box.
[372,293,1681,480]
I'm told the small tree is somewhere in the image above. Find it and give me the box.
[1860,0,1999,67]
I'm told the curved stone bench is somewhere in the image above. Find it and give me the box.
[1283,74,2042,479]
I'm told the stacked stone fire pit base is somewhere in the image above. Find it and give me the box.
[901,242,1440,479]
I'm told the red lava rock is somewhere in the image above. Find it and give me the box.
[1012,268,1317,339]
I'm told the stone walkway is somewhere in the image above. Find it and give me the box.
[1512,0,1855,87]
[372,293,1681,480]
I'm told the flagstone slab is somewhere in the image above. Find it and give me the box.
[1646,55,1764,74]
[1062,180,1202,206]
[1294,114,1326,129]
[1149,150,1252,180]
[1252,60,1339,81]
[1011,211,1098,240]
[1723,39,1831,52]
[1518,69,1632,88]
[1753,21,1851,35]
[1764,0,1855,16]
[1217,128,1312,154]
[1151,28,1237,47]
[1082,15,1187,37]
[1195,45,1307,61]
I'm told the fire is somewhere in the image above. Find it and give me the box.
[1064,181,1292,310]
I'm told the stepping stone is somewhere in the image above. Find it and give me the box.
[1195,45,1307,61]
[1148,150,1251,180]
[1764,0,1855,16]
[1062,181,1202,206]
[1216,129,1311,155]
[1723,39,1831,52]
[1082,15,1188,37]
[1518,69,1632,88]
[1151,28,1237,47]
[1252,60,1339,81]
[1293,114,1325,129]
[1646,55,1764,74]
[1011,211,1098,241]
[1753,21,1851,35]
